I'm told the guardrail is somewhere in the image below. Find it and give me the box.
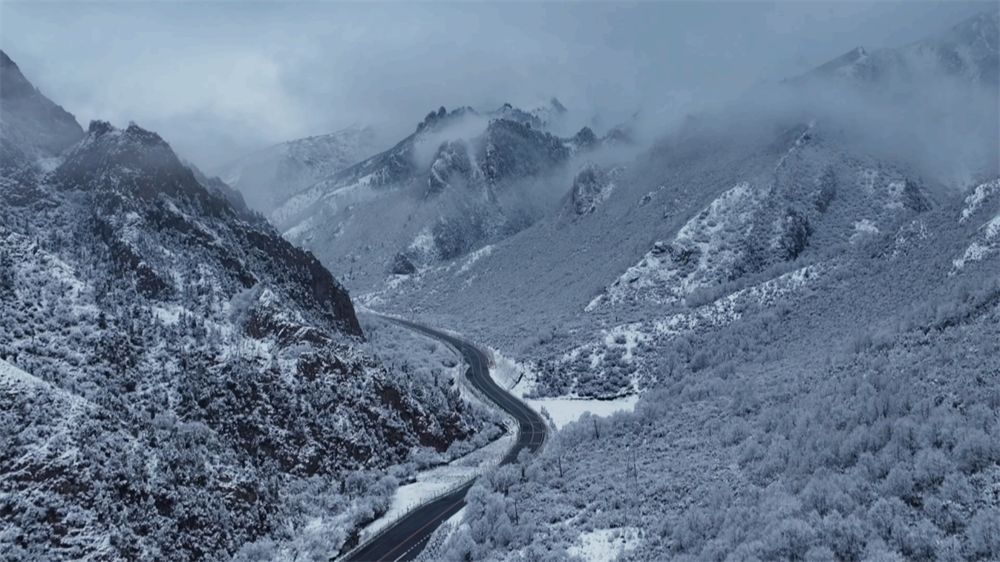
[331,318,525,562]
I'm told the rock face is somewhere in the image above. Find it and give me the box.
[0,50,85,159]
[479,119,574,184]
[271,101,611,286]
[53,119,365,337]
[0,52,492,562]
[570,163,614,215]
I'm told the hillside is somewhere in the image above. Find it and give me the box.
[393,11,1000,562]
[268,100,631,290]
[212,124,383,215]
[0,51,498,562]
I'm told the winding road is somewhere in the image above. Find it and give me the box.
[340,318,547,562]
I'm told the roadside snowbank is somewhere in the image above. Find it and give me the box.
[359,432,514,541]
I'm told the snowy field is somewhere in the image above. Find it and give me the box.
[489,348,640,429]
[567,527,641,562]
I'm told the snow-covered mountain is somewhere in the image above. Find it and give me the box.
[0,51,498,562]
[212,123,383,215]
[360,9,999,388]
[0,50,84,178]
[404,13,1000,562]
[268,100,621,287]
[788,10,999,88]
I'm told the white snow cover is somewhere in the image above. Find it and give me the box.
[960,178,1000,223]
[0,359,89,413]
[459,245,493,274]
[851,219,880,243]
[953,213,1000,270]
[409,228,436,256]
[489,349,639,429]
[566,528,641,562]
[358,433,514,542]
[598,181,764,308]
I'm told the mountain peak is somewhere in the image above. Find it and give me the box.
[0,49,18,71]
[87,119,114,136]
[416,105,479,133]
[0,51,84,157]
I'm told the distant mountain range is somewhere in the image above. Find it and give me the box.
[786,10,999,88]
[357,9,999,362]
[251,98,634,291]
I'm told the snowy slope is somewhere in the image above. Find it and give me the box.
[0,52,498,562]
[212,123,382,215]
[268,102,621,288]
[0,50,84,161]
[787,10,999,88]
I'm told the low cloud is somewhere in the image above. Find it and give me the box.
[1,2,992,170]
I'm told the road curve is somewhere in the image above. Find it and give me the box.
[341,318,547,562]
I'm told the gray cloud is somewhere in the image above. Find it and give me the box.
[0,1,991,170]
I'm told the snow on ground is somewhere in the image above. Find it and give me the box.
[281,215,317,240]
[349,320,515,544]
[960,178,1000,222]
[489,348,640,429]
[409,228,435,255]
[851,219,880,243]
[529,396,640,430]
[953,213,1000,271]
[459,244,493,274]
[269,188,325,226]
[1,358,51,392]
[358,429,514,542]
[566,527,641,562]
[654,263,825,336]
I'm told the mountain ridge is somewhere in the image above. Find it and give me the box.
[0,51,498,562]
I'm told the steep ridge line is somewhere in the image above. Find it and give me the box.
[336,316,547,562]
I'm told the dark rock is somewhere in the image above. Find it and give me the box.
[390,252,417,275]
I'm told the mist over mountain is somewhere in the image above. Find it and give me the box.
[212,124,384,215]
[0,51,85,182]
[2,5,999,562]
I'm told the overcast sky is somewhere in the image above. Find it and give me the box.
[0,1,991,170]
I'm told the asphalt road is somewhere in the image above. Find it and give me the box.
[341,318,547,562]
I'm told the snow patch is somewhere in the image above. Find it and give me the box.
[0,359,92,414]
[850,219,880,243]
[459,245,493,274]
[528,396,640,430]
[567,527,641,562]
[602,181,763,307]
[410,228,436,255]
[953,212,1000,271]
[490,348,640,428]
[282,215,318,241]
[960,178,1000,222]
